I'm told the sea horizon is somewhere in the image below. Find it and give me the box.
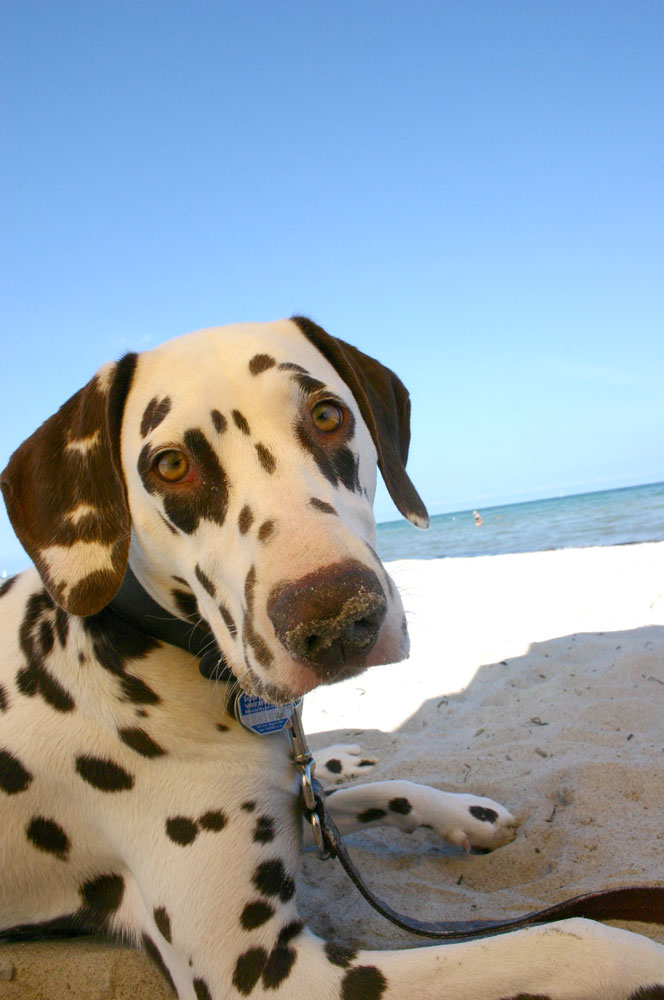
[376,480,664,562]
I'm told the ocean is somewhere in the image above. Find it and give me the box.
[375,481,664,562]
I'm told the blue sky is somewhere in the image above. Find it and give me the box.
[2,0,663,573]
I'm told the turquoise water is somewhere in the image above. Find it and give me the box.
[376,482,664,562]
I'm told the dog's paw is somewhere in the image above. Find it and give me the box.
[313,744,378,784]
[439,792,518,852]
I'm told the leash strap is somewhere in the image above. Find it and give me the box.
[289,708,664,941]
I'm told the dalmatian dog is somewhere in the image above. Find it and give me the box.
[1,316,663,1000]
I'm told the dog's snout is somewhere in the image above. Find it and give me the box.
[267,560,387,678]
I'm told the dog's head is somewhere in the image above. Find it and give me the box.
[1,318,428,701]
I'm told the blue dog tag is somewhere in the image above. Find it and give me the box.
[233,692,300,735]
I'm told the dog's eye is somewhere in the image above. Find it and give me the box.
[311,401,344,433]
[155,450,190,482]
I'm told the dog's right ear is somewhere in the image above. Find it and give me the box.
[1,354,138,617]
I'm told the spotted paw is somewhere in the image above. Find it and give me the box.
[440,792,518,852]
[313,744,378,784]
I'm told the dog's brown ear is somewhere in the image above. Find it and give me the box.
[292,317,429,528]
[1,354,138,616]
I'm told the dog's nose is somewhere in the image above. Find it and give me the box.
[267,560,387,678]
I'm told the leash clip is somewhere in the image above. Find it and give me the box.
[287,704,330,860]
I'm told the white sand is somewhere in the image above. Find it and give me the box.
[3,542,663,994]
[299,541,664,948]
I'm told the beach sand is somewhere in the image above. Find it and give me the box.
[2,541,663,995]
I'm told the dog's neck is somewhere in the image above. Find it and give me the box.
[109,565,233,682]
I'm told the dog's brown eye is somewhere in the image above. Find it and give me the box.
[155,450,189,482]
[311,401,343,433]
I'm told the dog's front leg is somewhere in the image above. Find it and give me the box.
[306,778,517,852]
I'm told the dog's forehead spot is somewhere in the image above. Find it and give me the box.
[249,354,277,375]
[140,396,172,439]
[210,409,227,433]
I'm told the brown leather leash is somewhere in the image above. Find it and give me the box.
[288,707,664,941]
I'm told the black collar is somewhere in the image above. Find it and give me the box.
[109,566,234,682]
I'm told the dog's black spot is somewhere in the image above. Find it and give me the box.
[309,497,338,515]
[153,906,172,943]
[357,807,387,823]
[243,622,274,668]
[76,755,134,792]
[39,621,55,656]
[120,674,161,705]
[244,567,257,614]
[0,749,33,794]
[172,575,189,587]
[0,575,18,598]
[469,805,499,824]
[389,797,412,815]
[199,809,227,832]
[217,722,230,732]
[232,410,251,435]
[233,947,267,995]
[193,978,213,1000]
[195,564,216,598]
[241,900,275,930]
[277,921,303,946]
[255,443,276,474]
[17,592,75,712]
[341,966,387,1000]
[38,620,54,655]
[497,995,552,1000]
[211,409,227,433]
[254,816,276,843]
[26,816,70,859]
[54,606,69,647]
[166,816,199,845]
[252,860,295,902]
[16,660,75,712]
[219,602,237,638]
[239,505,255,535]
[140,396,172,438]
[249,354,276,375]
[262,941,297,989]
[80,873,125,923]
[172,588,200,621]
[257,520,275,543]
[325,941,357,968]
[628,989,664,1000]
[324,758,342,775]
[242,800,257,812]
[118,727,166,758]
[0,685,8,712]
[142,933,177,994]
